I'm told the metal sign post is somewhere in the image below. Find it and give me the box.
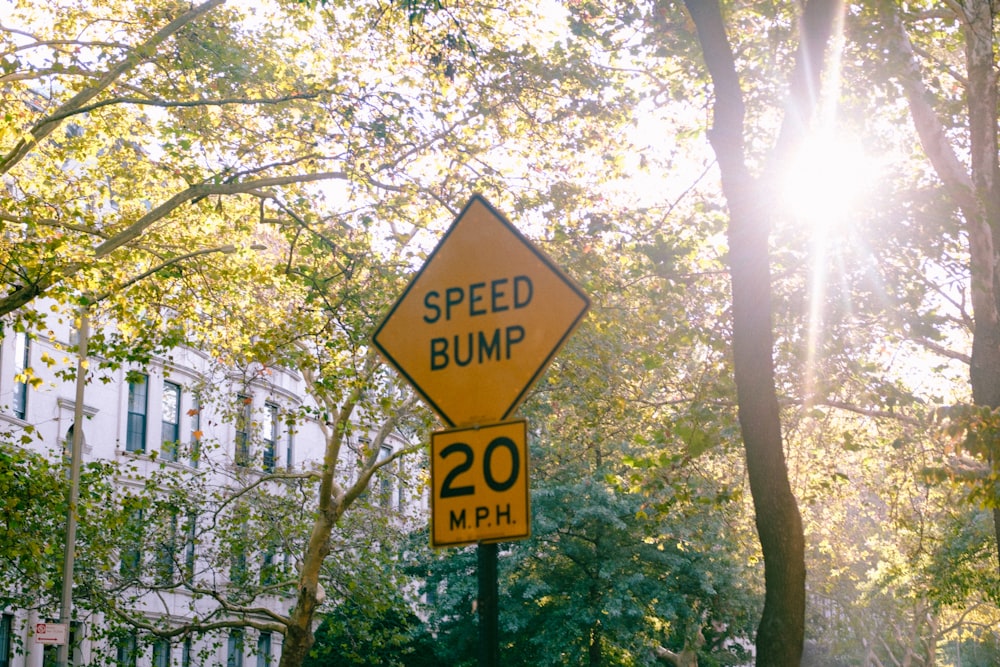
[478,542,499,667]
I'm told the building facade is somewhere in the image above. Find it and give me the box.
[0,307,421,667]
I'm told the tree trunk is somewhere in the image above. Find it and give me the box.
[725,153,807,667]
[278,503,336,667]
[681,2,841,663]
[589,620,602,667]
[995,508,1000,572]
[962,0,1000,576]
[277,389,348,667]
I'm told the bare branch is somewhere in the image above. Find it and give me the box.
[0,211,110,237]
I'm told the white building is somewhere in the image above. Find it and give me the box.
[0,306,422,667]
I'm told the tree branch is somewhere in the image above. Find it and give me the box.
[0,170,351,317]
[877,1,977,216]
[44,91,326,125]
[0,0,228,174]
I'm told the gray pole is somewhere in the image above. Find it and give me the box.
[58,309,89,667]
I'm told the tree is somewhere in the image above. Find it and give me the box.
[0,0,321,317]
[412,459,757,667]
[1,0,635,331]
[672,2,845,663]
[3,1,639,665]
[13,0,1000,663]
[847,0,1000,573]
[0,435,120,615]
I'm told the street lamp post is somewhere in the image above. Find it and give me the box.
[58,308,89,667]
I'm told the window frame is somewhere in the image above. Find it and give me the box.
[156,510,178,586]
[116,631,138,667]
[234,394,252,467]
[44,622,81,667]
[231,543,248,589]
[182,638,193,667]
[262,403,278,472]
[120,507,144,578]
[152,638,171,667]
[227,629,245,667]
[256,632,272,667]
[12,331,29,420]
[0,613,11,667]
[161,381,181,462]
[185,512,197,584]
[189,394,202,468]
[126,374,149,453]
[379,444,393,508]
[261,538,279,587]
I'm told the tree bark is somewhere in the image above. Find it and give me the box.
[653,625,703,666]
[653,645,698,667]
[682,1,842,663]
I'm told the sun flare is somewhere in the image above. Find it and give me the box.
[780,129,883,407]
[780,132,875,229]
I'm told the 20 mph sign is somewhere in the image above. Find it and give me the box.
[372,195,590,427]
[431,420,528,546]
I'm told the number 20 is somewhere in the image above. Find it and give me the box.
[439,436,520,498]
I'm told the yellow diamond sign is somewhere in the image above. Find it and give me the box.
[373,195,590,427]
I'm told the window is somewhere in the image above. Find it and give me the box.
[231,545,248,588]
[126,374,148,452]
[190,395,202,468]
[182,638,193,667]
[235,395,251,467]
[0,614,11,667]
[121,508,143,578]
[185,512,197,583]
[379,445,393,508]
[285,426,294,469]
[12,331,29,419]
[397,471,406,511]
[43,622,80,667]
[261,538,278,586]
[116,632,138,667]
[156,511,178,586]
[161,381,181,461]
[63,423,84,478]
[227,629,244,667]
[152,638,171,667]
[256,632,272,667]
[262,403,278,472]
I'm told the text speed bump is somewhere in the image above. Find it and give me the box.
[372,194,590,427]
[431,420,529,547]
